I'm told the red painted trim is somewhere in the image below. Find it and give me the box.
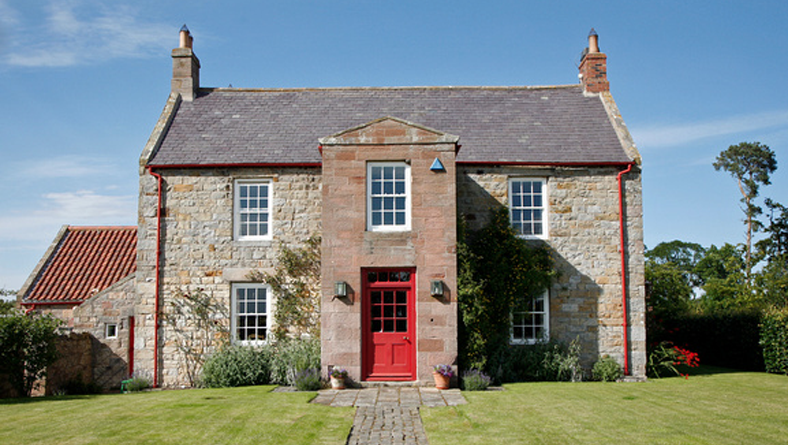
[147,160,632,169]
[617,163,635,375]
[457,161,634,167]
[147,162,321,169]
[361,268,417,381]
[147,166,164,388]
[24,304,36,315]
[128,315,135,377]
[21,301,82,306]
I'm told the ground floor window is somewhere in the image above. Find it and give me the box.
[105,323,118,339]
[511,290,549,345]
[231,283,270,345]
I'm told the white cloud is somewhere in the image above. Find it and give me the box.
[14,155,119,179]
[3,0,172,67]
[0,189,135,242]
[631,110,788,149]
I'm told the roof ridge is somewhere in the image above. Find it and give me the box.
[200,84,582,93]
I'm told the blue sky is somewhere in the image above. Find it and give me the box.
[1,0,787,292]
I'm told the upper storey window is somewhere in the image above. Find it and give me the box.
[509,178,548,239]
[235,180,273,240]
[367,162,411,231]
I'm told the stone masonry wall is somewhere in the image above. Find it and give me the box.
[458,165,646,378]
[72,274,136,388]
[135,167,322,387]
[320,118,458,384]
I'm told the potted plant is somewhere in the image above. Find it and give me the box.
[433,364,454,390]
[330,367,348,389]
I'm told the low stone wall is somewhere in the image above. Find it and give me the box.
[40,332,94,396]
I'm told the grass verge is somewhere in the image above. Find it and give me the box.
[0,385,353,445]
[421,368,788,444]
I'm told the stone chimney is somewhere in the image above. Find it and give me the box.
[579,28,609,93]
[171,25,200,101]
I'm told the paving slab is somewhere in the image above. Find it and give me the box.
[312,387,466,444]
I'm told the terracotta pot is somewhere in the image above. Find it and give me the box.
[330,376,346,390]
[433,371,450,390]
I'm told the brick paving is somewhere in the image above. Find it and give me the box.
[312,387,466,444]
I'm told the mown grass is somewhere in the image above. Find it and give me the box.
[0,385,353,445]
[421,367,788,444]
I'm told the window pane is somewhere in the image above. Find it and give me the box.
[384,291,394,304]
[372,320,381,332]
[396,290,407,303]
[383,320,394,332]
[384,306,394,318]
[396,320,407,332]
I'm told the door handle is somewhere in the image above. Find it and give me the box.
[403,336,409,341]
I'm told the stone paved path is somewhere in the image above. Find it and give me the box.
[312,387,466,444]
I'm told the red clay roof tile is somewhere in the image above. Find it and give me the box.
[23,226,137,303]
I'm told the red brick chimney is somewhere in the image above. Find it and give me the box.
[171,25,200,101]
[579,28,609,93]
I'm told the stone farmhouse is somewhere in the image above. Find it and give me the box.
[19,28,645,388]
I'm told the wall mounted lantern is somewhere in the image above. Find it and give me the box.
[430,280,444,297]
[334,281,348,298]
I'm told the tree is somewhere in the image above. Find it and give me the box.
[0,311,61,397]
[713,142,777,282]
[646,240,705,287]
[755,199,788,307]
[694,243,747,310]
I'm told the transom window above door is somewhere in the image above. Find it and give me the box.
[367,162,411,231]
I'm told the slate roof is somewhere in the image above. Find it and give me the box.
[22,227,137,304]
[149,85,631,166]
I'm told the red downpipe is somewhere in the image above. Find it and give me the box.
[617,163,634,375]
[147,167,163,388]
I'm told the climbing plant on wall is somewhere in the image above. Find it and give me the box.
[162,288,229,387]
[458,207,555,374]
[248,235,321,340]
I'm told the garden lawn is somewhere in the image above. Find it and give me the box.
[421,368,788,444]
[0,385,353,445]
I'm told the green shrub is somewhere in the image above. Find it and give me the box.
[497,339,582,382]
[201,345,271,388]
[124,374,152,392]
[760,306,788,375]
[293,368,321,391]
[592,355,622,382]
[461,369,492,391]
[269,338,321,386]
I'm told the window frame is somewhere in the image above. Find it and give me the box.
[231,283,272,346]
[234,179,273,241]
[105,323,118,339]
[510,290,550,345]
[366,161,411,232]
[508,177,548,239]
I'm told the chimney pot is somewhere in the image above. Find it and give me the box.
[179,25,191,49]
[588,28,599,53]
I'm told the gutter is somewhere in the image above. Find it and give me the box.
[617,163,634,375]
[147,166,164,388]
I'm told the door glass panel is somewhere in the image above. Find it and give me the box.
[384,291,394,304]
[396,320,407,332]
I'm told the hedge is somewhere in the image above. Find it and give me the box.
[657,309,764,371]
[760,306,788,375]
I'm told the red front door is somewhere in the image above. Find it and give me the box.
[362,268,416,380]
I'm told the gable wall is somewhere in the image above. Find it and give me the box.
[458,165,646,377]
[135,167,322,387]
